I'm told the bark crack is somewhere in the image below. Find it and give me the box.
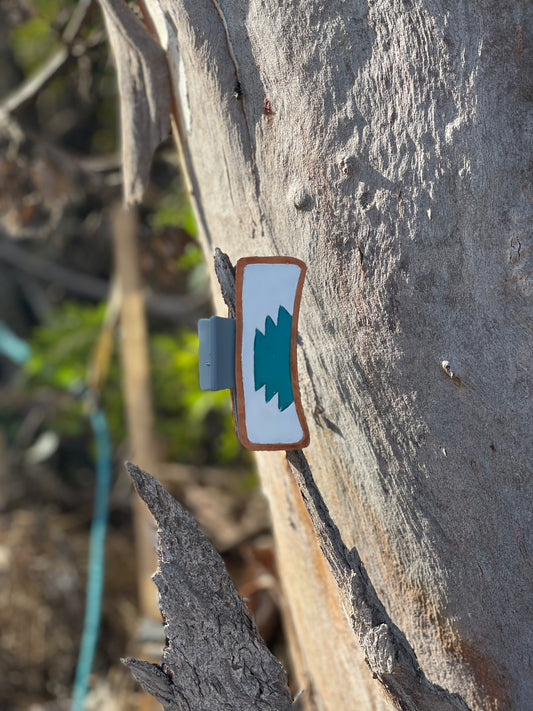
[206,0,262,212]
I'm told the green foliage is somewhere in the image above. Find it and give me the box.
[149,188,198,237]
[33,0,67,22]
[25,302,106,390]
[178,243,204,272]
[8,0,79,73]
[23,302,122,440]
[9,16,61,73]
[7,0,118,156]
[150,330,242,464]
[5,0,244,475]
[23,301,242,466]
[148,182,209,292]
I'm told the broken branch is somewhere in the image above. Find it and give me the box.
[124,462,293,711]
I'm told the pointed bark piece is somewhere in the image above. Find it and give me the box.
[97,0,171,204]
[122,658,177,706]
[214,247,237,317]
[125,462,293,711]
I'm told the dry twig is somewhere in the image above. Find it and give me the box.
[0,0,94,118]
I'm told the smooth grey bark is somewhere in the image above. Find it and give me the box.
[106,1,532,709]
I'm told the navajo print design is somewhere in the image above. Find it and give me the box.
[254,306,294,412]
[234,257,309,450]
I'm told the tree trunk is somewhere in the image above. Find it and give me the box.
[120,1,533,709]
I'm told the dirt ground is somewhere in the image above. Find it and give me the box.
[0,450,286,710]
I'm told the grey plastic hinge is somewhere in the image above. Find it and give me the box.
[198,316,236,391]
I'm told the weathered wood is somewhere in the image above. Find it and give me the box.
[105,1,533,709]
[98,0,171,204]
[124,462,293,711]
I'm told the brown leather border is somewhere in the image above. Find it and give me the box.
[234,256,310,451]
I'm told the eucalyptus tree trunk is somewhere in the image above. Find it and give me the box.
[105,1,532,709]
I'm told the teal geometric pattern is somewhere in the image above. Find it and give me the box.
[254,306,294,411]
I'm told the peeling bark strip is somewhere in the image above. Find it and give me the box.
[124,462,293,711]
[97,0,171,204]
